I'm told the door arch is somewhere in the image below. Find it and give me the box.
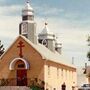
[9,58,30,70]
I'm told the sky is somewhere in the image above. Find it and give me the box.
[0,0,90,67]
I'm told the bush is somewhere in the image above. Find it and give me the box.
[29,78,45,90]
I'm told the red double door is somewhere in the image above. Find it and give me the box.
[17,69,27,86]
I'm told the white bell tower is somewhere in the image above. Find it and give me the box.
[55,38,62,54]
[38,22,55,52]
[19,1,37,44]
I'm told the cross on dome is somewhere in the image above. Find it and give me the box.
[45,22,48,26]
[26,0,30,3]
[22,0,34,16]
[23,0,33,10]
[40,22,54,35]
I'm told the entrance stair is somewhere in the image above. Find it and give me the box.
[0,86,30,90]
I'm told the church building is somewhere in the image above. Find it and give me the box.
[0,1,77,90]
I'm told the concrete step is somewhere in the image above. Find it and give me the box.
[0,86,30,90]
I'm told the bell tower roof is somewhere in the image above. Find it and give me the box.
[38,22,55,40]
[40,22,54,35]
[22,0,34,16]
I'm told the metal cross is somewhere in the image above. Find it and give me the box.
[17,41,25,58]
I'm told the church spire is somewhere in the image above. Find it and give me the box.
[19,1,37,44]
[40,22,53,35]
[38,22,56,52]
[26,0,30,3]
[22,0,34,21]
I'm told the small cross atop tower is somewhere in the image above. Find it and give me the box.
[26,0,30,3]
[17,41,25,58]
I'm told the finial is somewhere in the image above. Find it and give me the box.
[44,17,48,26]
[45,22,48,26]
[26,0,30,3]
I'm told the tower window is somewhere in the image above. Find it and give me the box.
[22,15,34,21]
[42,39,47,47]
[55,47,58,51]
[38,39,42,44]
[23,16,28,20]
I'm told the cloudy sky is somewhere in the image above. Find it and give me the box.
[0,0,90,67]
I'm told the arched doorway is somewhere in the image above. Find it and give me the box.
[16,60,27,86]
[9,58,30,86]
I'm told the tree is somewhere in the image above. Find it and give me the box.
[0,40,5,56]
[87,35,90,46]
[29,78,45,90]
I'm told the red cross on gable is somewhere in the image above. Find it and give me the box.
[17,41,25,58]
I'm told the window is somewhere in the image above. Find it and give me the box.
[18,64,25,68]
[48,66,50,75]
[22,15,34,20]
[38,39,42,43]
[72,71,73,80]
[61,69,63,77]
[57,68,59,77]
[42,39,47,47]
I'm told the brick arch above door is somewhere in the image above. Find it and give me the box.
[9,58,30,70]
